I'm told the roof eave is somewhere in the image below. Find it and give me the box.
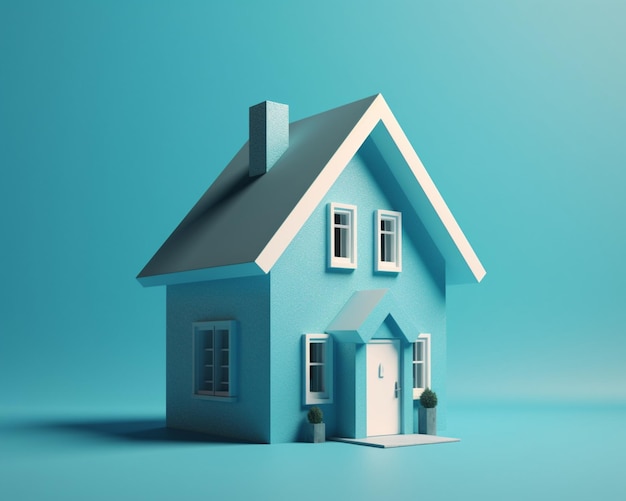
[137,261,266,287]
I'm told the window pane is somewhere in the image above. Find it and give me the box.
[381,219,393,232]
[310,342,325,363]
[335,212,348,225]
[203,365,214,389]
[220,349,229,366]
[310,365,325,392]
[413,363,424,389]
[219,367,229,385]
[335,227,348,257]
[414,341,424,362]
[218,330,229,349]
[381,233,394,262]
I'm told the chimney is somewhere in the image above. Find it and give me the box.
[249,101,289,177]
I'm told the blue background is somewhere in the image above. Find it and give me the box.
[2,1,625,499]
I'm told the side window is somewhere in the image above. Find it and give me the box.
[329,203,357,269]
[376,210,402,272]
[193,320,237,398]
[412,334,431,399]
[303,334,333,404]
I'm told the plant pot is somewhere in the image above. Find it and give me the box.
[306,423,325,443]
[418,407,437,435]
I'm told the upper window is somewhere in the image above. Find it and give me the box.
[412,334,431,399]
[303,334,333,404]
[193,320,237,399]
[376,210,402,272]
[329,203,357,269]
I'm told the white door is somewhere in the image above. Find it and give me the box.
[366,340,401,436]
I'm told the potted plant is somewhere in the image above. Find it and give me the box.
[306,406,325,443]
[418,388,438,435]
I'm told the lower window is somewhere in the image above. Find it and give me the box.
[412,334,431,399]
[303,333,333,404]
[193,320,237,398]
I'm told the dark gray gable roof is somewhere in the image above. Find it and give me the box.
[138,95,379,285]
[138,94,486,286]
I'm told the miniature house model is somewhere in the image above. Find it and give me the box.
[138,94,485,443]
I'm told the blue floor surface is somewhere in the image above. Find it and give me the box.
[2,403,624,500]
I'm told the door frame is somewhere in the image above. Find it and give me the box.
[366,339,403,436]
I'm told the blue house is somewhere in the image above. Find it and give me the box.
[138,94,485,443]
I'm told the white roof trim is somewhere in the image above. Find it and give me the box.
[376,97,486,282]
[257,94,485,283]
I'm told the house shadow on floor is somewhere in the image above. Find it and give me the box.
[31,418,251,446]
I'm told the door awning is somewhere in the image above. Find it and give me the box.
[326,289,419,344]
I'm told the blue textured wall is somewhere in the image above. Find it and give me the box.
[164,140,448,443]
[269,142,446,442]
[166,275,271,442]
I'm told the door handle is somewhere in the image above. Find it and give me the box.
[394,381,401,398]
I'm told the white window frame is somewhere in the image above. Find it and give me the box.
[193,320,237,400]
[412,333,431,399]
[329,203,357,269]
[303,333,333,405]
[376,209,402,272]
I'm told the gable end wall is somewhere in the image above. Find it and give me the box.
[269,146,446,442]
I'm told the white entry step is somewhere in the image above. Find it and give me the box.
[330,434,460,448]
